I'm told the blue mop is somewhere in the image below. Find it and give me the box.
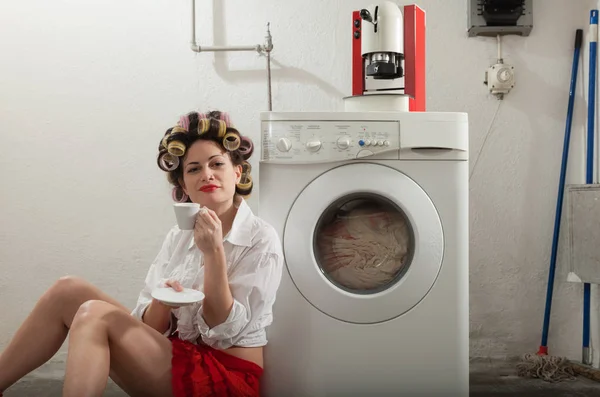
[516,27,583,382]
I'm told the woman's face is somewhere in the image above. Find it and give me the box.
[180,140,242,210]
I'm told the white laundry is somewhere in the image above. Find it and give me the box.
[316,201,411,291]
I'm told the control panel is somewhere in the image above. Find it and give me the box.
[261,120,400,162]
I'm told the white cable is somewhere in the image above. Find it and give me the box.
[469,100,502,181]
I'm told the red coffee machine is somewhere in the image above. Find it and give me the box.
[350,2,425,112]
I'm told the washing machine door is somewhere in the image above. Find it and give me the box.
[283,162,443,324]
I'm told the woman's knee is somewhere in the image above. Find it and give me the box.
[47,275,93,301]
[71,300,117,329]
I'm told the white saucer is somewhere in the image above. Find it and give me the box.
[151,287,205,307]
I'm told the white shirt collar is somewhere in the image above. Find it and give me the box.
[187,198,254,250]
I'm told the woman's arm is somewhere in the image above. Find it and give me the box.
[201,246,234,328]
[195,233,284,348]
[195,248,283,348]
[142,300,173,334]
[193,208,283,342]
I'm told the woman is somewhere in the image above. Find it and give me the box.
[0,110,284,397]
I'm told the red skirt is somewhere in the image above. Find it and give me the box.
[169,336,263,397]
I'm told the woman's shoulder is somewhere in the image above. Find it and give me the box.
[246,215,282,255]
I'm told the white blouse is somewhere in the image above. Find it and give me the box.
[131,199,283,350]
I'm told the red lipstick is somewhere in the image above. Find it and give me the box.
[200,184,219,193]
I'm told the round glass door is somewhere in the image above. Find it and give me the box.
[313,192,414,295]
[283,162,443,324]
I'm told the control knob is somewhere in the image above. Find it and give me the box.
[337,137,351,149]
[276,137,292,152]
[306,140,322,152]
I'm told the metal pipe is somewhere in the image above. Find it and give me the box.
[189,0,274,110]
[267,50,272,111]
[190,0,264,53]
[191,0,196,47]
[192,45,261,52]
[265,22,273,111]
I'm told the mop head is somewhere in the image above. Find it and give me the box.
[516,353,576,383]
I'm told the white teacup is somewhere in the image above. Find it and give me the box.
[173,203,200,230]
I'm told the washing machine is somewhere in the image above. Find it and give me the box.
[258,107,469,397]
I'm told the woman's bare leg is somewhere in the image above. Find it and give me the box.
[0,276,129,392]
[63,300,173,397]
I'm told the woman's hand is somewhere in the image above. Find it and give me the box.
[143,279,184,332]
[150,280,184,309]
[165,280,184,292]
[193,208,224,254]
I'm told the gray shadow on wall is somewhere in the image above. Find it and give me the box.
[202,0,345,101]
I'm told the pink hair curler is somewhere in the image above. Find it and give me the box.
[178,113,191,131]
[219,111,233,127]
[238,136,254,158]
[172,187,189,203]
[158,152,180,172]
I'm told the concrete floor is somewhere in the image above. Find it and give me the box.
[4,360,600,396]
[470,359,600,397]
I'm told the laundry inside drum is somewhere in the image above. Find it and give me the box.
[313,193,415,294]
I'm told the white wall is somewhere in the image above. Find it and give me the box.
[0,0,599,373]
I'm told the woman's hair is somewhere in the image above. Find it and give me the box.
[156,110,254,203]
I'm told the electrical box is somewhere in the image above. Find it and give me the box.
[468,0,533,37]
[565,184,600,285]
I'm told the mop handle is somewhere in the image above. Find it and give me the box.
[588,11,597,186]
[539,29,583,354]
[582,9,597,365]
